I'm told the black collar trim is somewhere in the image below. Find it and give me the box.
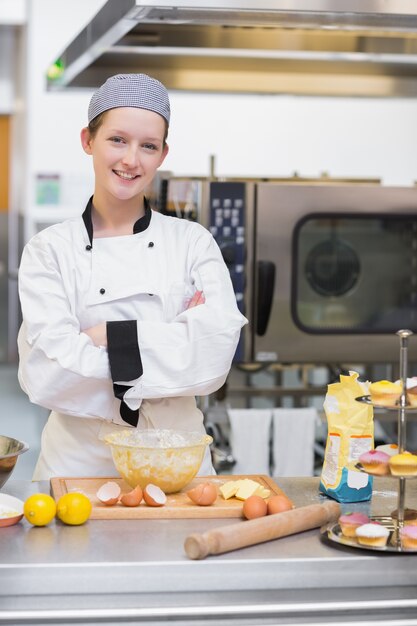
[82,197,94,246]
[82,196,152,246]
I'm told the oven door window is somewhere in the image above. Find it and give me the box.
[292,213,417,334]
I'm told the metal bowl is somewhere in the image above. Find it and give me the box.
[0,436,29,489]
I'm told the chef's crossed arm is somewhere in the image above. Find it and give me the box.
[83,290,206,425]
[82,291,206,348]
[93,232,247,416]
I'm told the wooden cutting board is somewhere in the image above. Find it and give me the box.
[50,475,287,519]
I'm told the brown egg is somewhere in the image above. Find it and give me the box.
[96,481,121,506]
[242,495,268,520]
[143,484,167,507]
[267,494,294,515]
[120,485,143,507]
[187,482,218,506]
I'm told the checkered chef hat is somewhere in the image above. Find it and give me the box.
[88,73,170,125]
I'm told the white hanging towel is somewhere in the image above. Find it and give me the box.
[272,408,317,477]
[228,409,272,475]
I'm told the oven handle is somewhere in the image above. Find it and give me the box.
[256,260,276,336]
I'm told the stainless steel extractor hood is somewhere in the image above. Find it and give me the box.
[47,0,417,97]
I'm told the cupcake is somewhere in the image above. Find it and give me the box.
[339,512,370,537]
[389,452,417,477]
[400,526,417,550]
[355,523,390,547]
[358,449,390,476]
[391,507,417,525]
[375,443,399,457]
[404,377,417,390]
[407,386,417,407]
[369,380,402,407]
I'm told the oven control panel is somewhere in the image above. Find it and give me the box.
[208,181,246,360]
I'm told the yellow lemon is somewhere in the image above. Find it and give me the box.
[56,492,92,526]
[24,493,57,527]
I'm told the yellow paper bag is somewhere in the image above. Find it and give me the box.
[319,371,374,502]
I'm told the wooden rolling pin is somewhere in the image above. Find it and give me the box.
[184,500,340,560]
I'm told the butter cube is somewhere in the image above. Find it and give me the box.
[220,478,270,501]
[235,479,260,501]
[255,485,271,499]
[219,480,239,500]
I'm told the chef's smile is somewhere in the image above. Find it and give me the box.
[113,170,140,181]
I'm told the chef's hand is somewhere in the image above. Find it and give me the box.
[83,322,107,347]
[186,290,205,309]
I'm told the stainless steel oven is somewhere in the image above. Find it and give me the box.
[159,178,417,364]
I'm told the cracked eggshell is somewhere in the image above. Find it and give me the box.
[120,486,143,507]
[187,482,218,506]
[96,481,121,506]
[143,484,167,507]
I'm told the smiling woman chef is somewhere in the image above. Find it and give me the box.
[17,73,247,479]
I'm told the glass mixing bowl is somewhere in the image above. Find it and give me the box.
[0,435,29,489]
[104,429,213,493]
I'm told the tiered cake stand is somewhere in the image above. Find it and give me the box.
[327,329,417,552]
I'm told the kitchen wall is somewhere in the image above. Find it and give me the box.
[0,0,25,112]
[0,28,15,113]
[167,92,417,184]
[21,0,417,230]
[22,0,105,230]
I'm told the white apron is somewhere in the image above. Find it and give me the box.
[32,397,215,480]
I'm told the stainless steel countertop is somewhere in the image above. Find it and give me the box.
[1,477,417,624]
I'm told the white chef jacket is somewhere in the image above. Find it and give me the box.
[18,198,247,479]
